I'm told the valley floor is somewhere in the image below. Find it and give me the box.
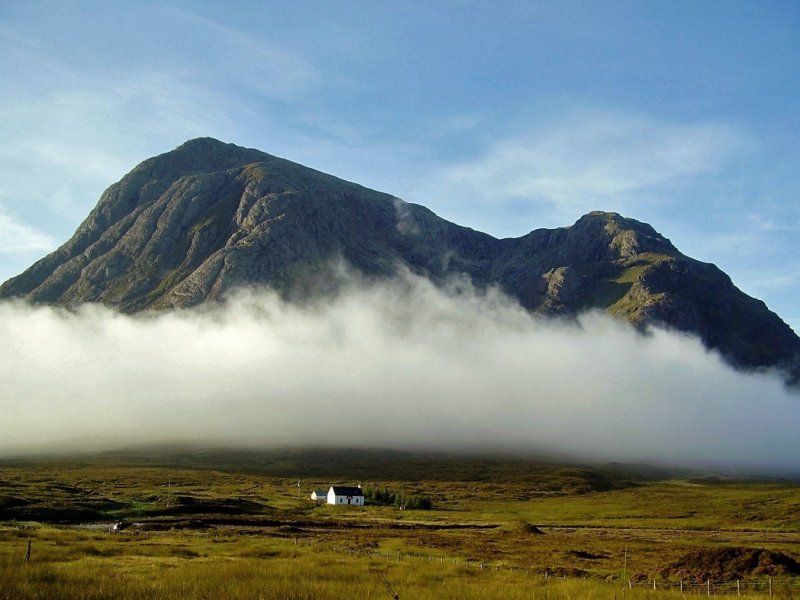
[1,449,799,599]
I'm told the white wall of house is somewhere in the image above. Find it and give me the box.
[326,487,364,506]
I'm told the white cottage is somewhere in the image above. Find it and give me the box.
[327,485,364,506]
[310,490,328,502]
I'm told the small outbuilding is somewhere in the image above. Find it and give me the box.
[310,490,328,502]
[327,485,364,506]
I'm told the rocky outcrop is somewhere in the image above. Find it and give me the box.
[1,137,798,380]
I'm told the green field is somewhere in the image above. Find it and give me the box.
[1,449,799,599]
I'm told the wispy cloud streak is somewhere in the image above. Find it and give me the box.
[160,6,321,102]
[0,210,54,254]
[437,109,748,214]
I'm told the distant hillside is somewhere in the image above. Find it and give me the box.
[2,137,798,381]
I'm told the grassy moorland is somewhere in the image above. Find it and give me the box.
[0,449,799,599]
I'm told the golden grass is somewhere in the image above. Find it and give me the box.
[1,452,799,598]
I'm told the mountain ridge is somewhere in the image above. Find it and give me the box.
[2,137,798,381]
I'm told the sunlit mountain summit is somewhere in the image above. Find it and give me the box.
[2,137,798,382]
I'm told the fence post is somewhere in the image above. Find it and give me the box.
[707,579,711,596]
[737,579,740,596]
[653,579,656,590]
[680,580,683,592]
[769,577,772,596]
[24,540,31,563]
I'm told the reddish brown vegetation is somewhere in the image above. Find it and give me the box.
[661,547,800,581]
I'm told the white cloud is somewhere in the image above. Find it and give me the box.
[669,212,800,329]
[0,73,239,177]
[0,5,324,225]
[1,274,797,473]
[160,6,321,102]
[0,210,55,254]
[435,109,747,215]
[0,55,245,280]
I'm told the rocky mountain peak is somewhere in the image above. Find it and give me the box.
[1,139,798,382]
[152,137,268,171]
[567,211,678,261]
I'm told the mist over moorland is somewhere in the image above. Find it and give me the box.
[1,272,798,474]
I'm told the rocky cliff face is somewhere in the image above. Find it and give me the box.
[2,137,798,380]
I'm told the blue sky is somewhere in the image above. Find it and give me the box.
[1,1,798,330]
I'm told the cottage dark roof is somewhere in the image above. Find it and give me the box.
[330,486,364,496]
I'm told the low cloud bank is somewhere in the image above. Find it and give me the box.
[1,274,797,473]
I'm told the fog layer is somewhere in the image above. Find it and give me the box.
[1,274,797,472]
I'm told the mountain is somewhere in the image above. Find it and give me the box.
[2,137,798,380]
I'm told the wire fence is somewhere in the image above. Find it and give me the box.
[331,545,800,597]
[626,578,791,596]
[17,535,800,597]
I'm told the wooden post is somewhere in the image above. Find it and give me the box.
[680,580,683,592]
[737,579,740,596]
[707,579,711,596]
[622,544,627,590]
[653,579,656,590]
[769,577,772,596]
[24,540,31,563]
